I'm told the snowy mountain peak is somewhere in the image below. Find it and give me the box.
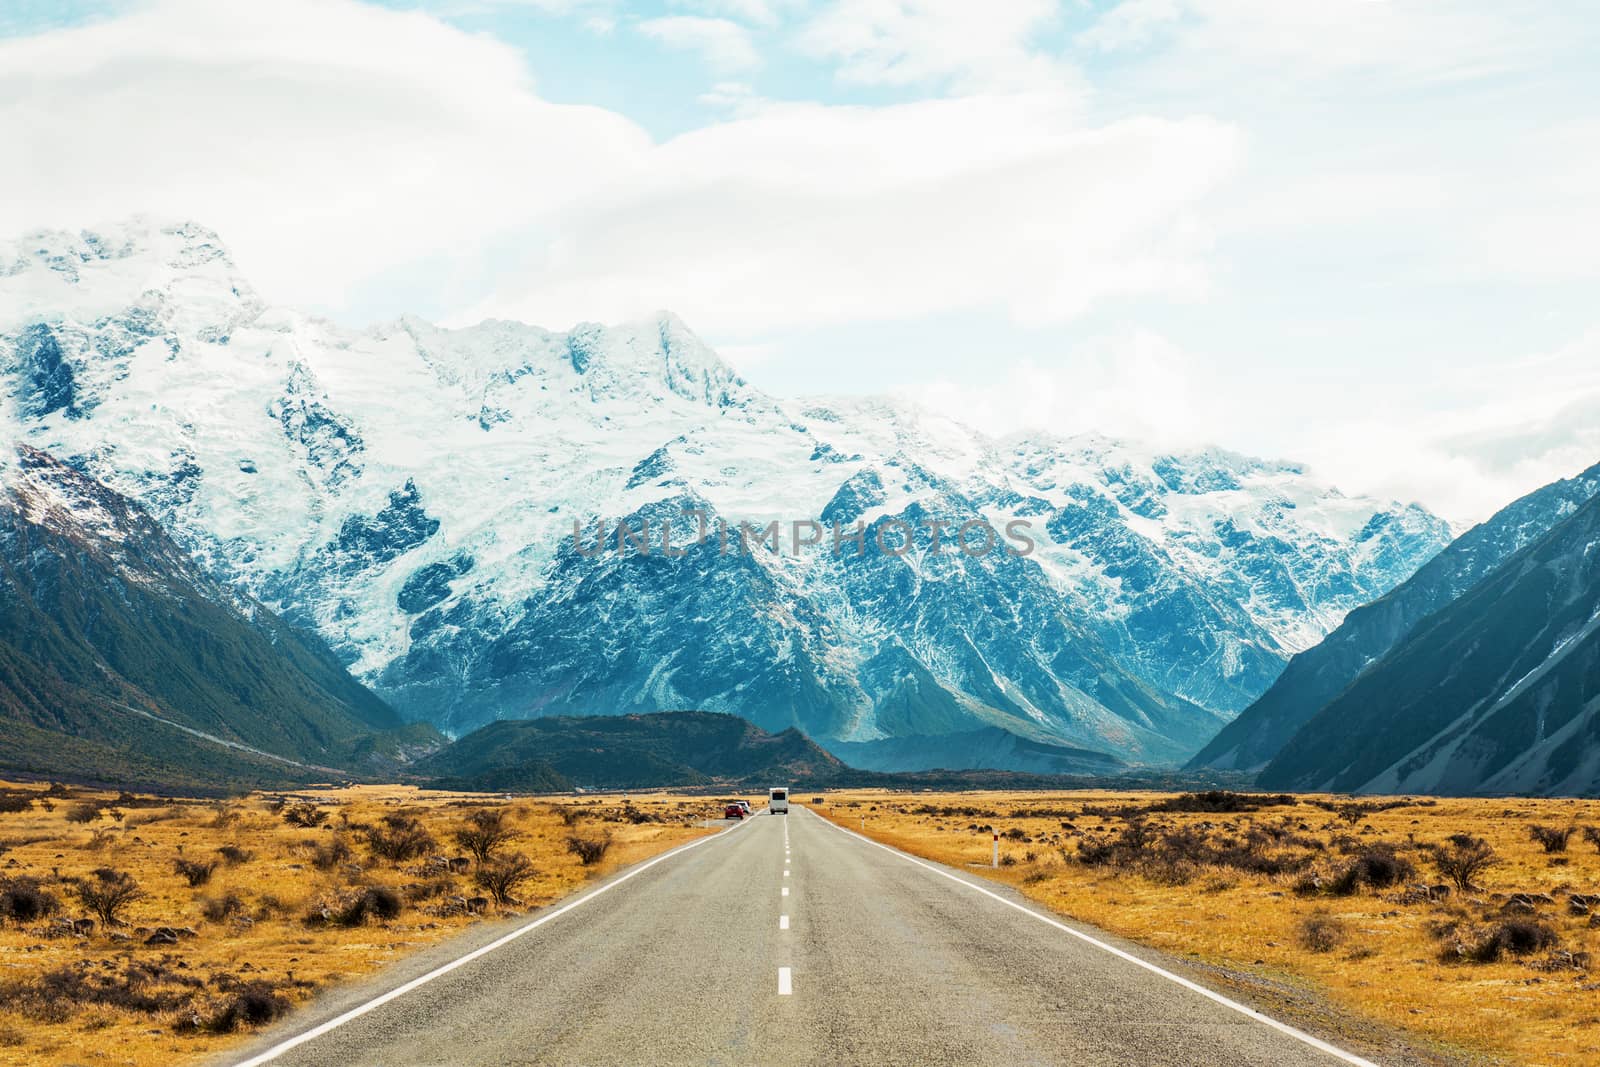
[1,216,1457,767]
[0,217,262,333]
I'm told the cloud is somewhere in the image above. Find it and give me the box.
[904,329,1225,450]
[0,0,652,312]
[798,0,1070,92]
[1076,0,1550,84]
[468,95,1241,333]
[669,0,785,28]
[637,15,762,73]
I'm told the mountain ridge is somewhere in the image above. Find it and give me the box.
[1190,459,1600,773]
[2,218,1453,768]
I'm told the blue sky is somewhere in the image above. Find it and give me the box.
[4,0,1598,520]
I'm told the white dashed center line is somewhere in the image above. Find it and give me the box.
[778,967,793,996]
[782,887,789,897]
[779,915,789,930]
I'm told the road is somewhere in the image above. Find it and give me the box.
[225,807,1375,1067]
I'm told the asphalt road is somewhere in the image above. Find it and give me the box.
[225,807,1374,1067]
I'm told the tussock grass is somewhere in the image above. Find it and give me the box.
[0,780,724,1066]
[820,789,1600,1066]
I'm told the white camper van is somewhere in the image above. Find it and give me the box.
[768,787,789,814]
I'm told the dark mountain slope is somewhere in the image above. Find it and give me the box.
[1190,461,1600,772]
[0,446,415,786]
[415,710,849,791]
[1259,490,1600,795]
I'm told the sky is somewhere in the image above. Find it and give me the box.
[3,0,1598,524]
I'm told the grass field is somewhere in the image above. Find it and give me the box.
[0,780,739,1067]
[813,790,1600,1067]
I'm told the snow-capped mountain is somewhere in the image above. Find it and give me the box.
[1259,488,1600,796]
[0,219,1452,765]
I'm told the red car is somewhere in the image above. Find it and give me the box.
[723,804,745,820]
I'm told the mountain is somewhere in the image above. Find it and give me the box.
[824,727,1126,777]
[1259,489,1600,795]
[0,219,1451,767]
[0,443,417,789]
[414,710,847,791]
[1190,461,1600,772]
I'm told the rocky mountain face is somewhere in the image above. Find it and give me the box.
[0,219,1453,767]
[0,444,415,789]
[1191,461,1600,772]
[1258,490,1600,796]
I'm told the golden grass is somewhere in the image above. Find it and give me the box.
[0,780,730,1067]
[815,789,1600,1067]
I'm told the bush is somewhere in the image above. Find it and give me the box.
[1448,920,1560,963]
[311,886,405,927]
[64,802,101,825]
[565,834,612,866]
[174,858,218,888]
[201,893,247,922]
[309,836,353,871]
[474,853,536,905]
[0,793,32,815]
[73,869,141,927]
[1529,825,1574,854]
[283,804,329,828]
[1298,913,1346,953]
[204,983,290,1032]
[1327,848,1415,895]
[455,808,516,866]
[0,878,60,923]
[1431,835,1497,892]
[366,815,436,863]
[217,845,254,866]
[1585,826,1600,853]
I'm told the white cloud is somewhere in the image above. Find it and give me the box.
[0,0,651,312]
[638,15,762,73]
[469,95,1241,332]
[905,329,1225,451]
[1077,0,1550,84]
[670,0,785,28]
[799,0,1070,92]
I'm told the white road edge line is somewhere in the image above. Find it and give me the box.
[813,810,1377,1067]
[230,817,756,1066]
[778,966,793,995]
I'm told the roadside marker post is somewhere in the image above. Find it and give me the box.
[992,831,999,868]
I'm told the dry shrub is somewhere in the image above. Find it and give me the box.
[0,877,60,923]
[307,836,353,872]
[1529,825,1574,854]
[308,886,404,927]
[366,814,436,863]
[201,893,247,922]
[456,808,516,866]
[1444,920,1560,963]
[283,804,329,828]
[174,858,219,888]
[73,868,141,927]
[475,853,536,905]
[200,983,291,1032]
[565,834,612,866]
[0,792,32,815]
[65,802,101,825]
[1299,913,1347,953]
[217,844,254,866]
[1431,835,1497,892]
